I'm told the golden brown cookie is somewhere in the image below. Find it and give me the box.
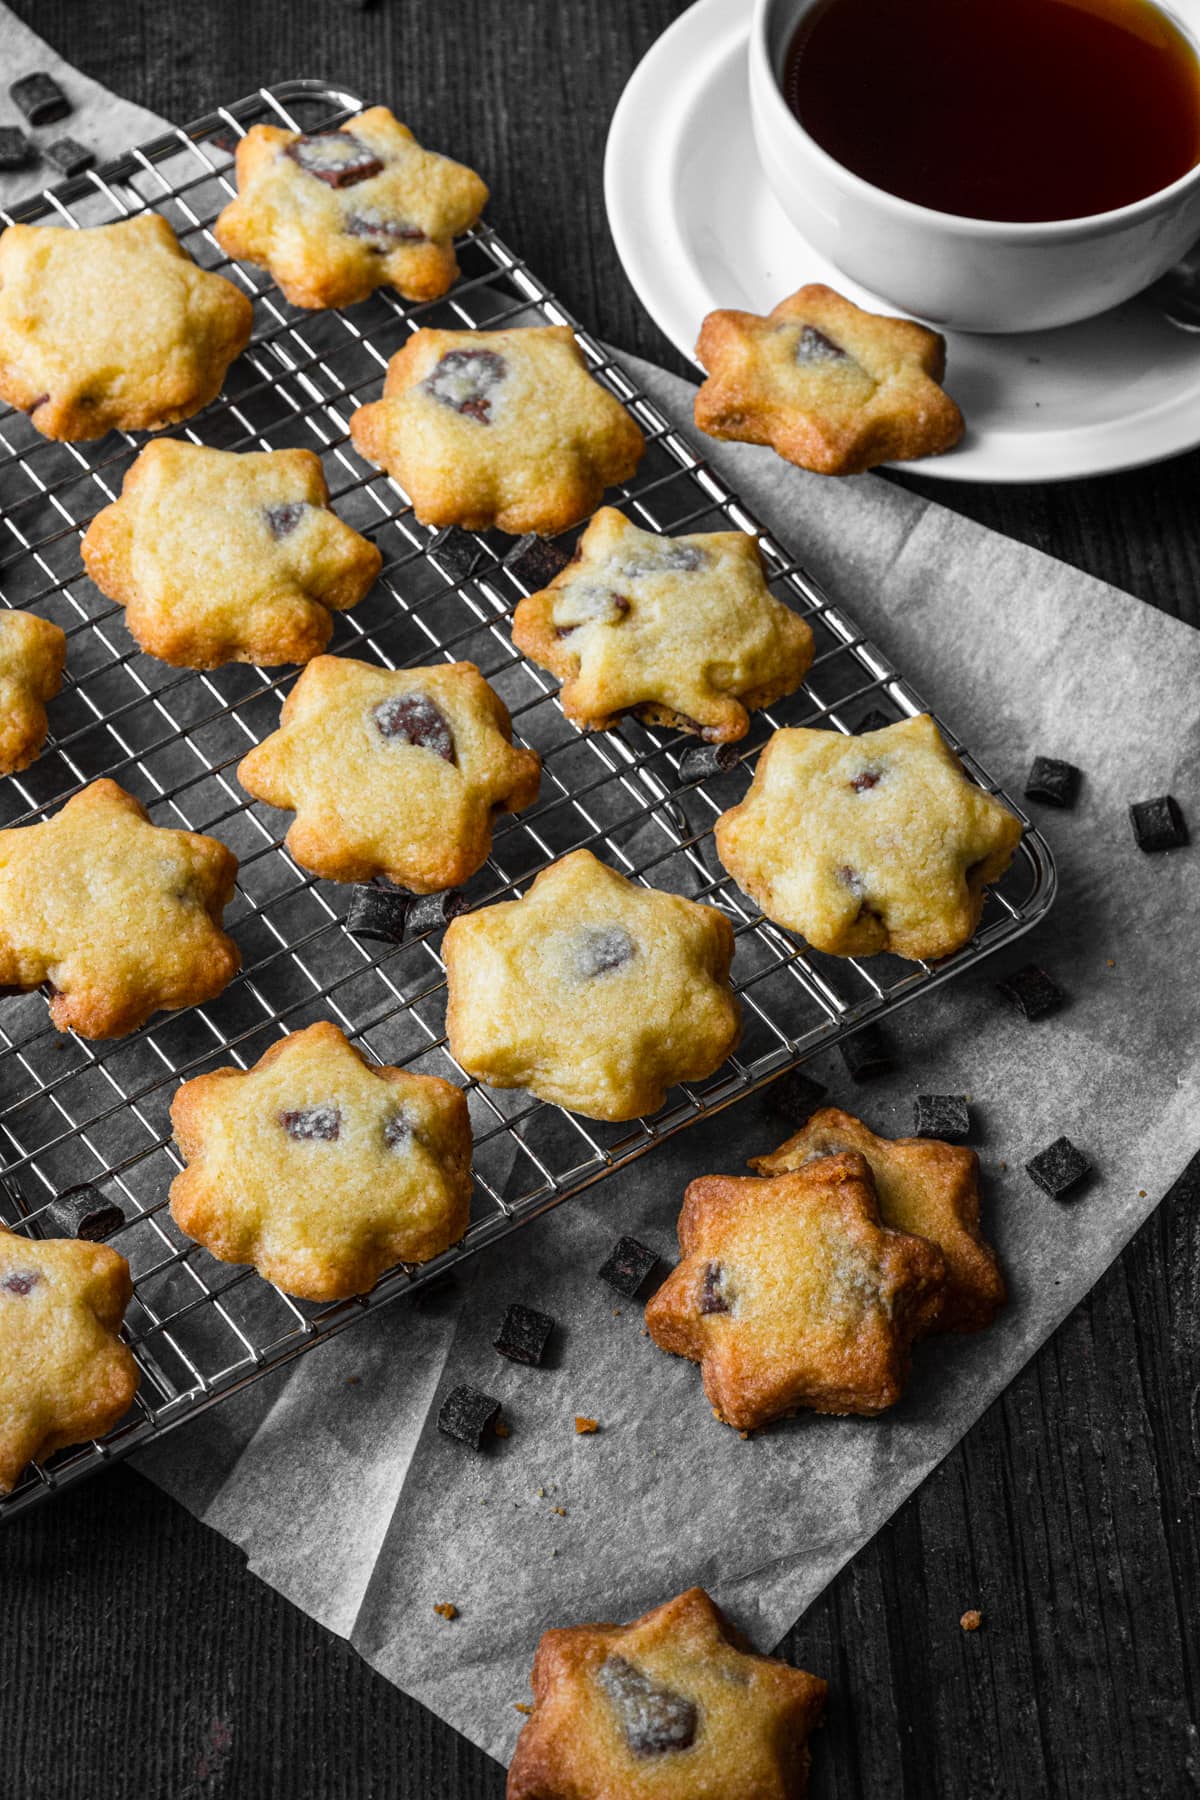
[349,326,645,535]
[0,779,240,1039]
[714,713,1023,961]
[237,656,540,892]
[644,1153,946,1429]
[511,506,814,741]
[169,1020,472,1300]
[213,106,488,309]
[751,1107,1004,1333]
[0,609,66,775]
[507,1586,827,1800]
[0,1224,139,1494]
[0,215,253,442]
[81,440,381,669]
[443,848,741,1122]
[694,283,964,476]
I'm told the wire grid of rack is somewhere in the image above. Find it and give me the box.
[0,81,1054,1518]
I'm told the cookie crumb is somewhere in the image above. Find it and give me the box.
[434,1603,458,1621]
[960,1609,983,1632]
[1106,958,1115,968]
[494,1418,511,1438]
[575,1416,599,1434]
[1138,1189,1147,1198]
[514,1702,533,1716]
[345,1374,361,1386]
[553,1505,566,1516]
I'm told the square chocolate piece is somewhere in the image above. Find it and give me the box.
[995,963,1066,1022]
[913,1094,970,1141]
[1025,756,1081,809]
[437,1384,502,1448]
[346,884,409,945]
[429,526,484,583]
[494,1302,554,1366]
[1129,795,1188,853]
[677,741,740,784]
[765,1066,827,1124]
[505,534,571,590]
[41,1184,125,1242]
[838,1023,894,1082]
[10,72,71,128]
[405,889,470,938]
[598,1235,659,1298]
[0,127,33,172]
[45,137,94,178]
[1026,1136,1091,1200]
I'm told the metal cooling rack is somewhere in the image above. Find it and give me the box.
[0,81,1055,1518]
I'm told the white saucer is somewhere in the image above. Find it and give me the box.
[604,0,1200,483]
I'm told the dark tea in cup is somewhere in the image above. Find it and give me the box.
[782,0,1200,222]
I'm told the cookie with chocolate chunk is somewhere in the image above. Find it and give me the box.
[82,441,381,668]
[751,1107,1004,1332]
[0,215,252,442]
[349,326,645,535]
[170,1020,472,1300]
[238,656,540,893]
[694,283,963,476]
[715,713,1022,961]
[0,1224,139,1494]
[443,848,740,1122]
[507,1585,827,1800]
[0,609,66,775]
[645,1153,946,1428]
[214,106,488,310]
[511,507,814,741]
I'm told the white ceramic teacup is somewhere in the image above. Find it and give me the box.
[750,0,1200,332]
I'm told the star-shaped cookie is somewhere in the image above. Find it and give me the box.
[237,657,541,892]
[0,215,253,442]
[694,283,964,476]
[0,779,240,1039]
[349,326,645,535]
[0,1224,139,1494]
[751,1107,1004,1333]
[443,848,741,1121]
[0,609,66,775]
[644,1153,946,1428]
[714,713,1023,961]
[507,1585,827,1800]
[81,440,383,669]
[213,106,488,310]
[511,507,815,741]
[169,1020,472,1300]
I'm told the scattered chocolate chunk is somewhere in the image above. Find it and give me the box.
[384,1112,414,1149]
[699,1261,729,1314]
[286,131,383,187]
[1026,1135,1091,1200]
[10,73,71,128]
[346,884,409,944]
[913,1094,971,1141]
[404,889,470,937]
[423,347,507,422]
[438,1383,502,1448]
[598,1235,659,1298]
[995,963,1066,1022]
[764,1066,826,1124]
[1,1270,39,1296]
[856,708,894,735]
[960,1609,983,1632]
[838,1023,893,1082]
[373,693,455,762]
[596,1656,698,1757]
[429,526,484,583]
[795,323,848,364]
[345,210,426,249]
[264,500,308,539]
[850,767,882,792]
[677,740,740,784]
[43,1185,125,1241]
[494,1302,554,1366]
[574,1416,599,1434]
[1129,794,1188,853]
[573,924,636,979]
[0,127,34,172]
[44,137,94,178]
[280,1104,341,1142]
[1024,755,1081,810]
[505,534,572,588]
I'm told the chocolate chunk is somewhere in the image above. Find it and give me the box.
[1024,756,1081,810]
[264,501,308,539]
[373,693,455,762]
[913,1094,971,1141]
[995,963,1066,1021]
[856,708,894,735]
[553,588,630,635]
[836,864,866,898]
[423,348,507,423]
[345,210,426,249]
[596,1656,698,1757]
[598,1235,659,1298]
[494,1302,554,1366]
[850,768,882,792]
[1,1270,39,1296]
[384,1111,413,1149]
[1026,1135,1091,1200]
[699,1261,729,1314]
[286,131,383,187]
[505,535,572,588]
[838,1023,893,1082]
[404,889,470,937]
[0,127,34,172]
[1129,794,1188,853]
[764,1066,826,1124]
[280,1104,341,1142]
[346,884,410,944]
[44,137,94,178]
[42,1185,125,1241]
[795,323,848,364]
[10,73,70,128]
[437,1383,502,1449]
[677,740,741,784]
[574,924,636,979]
[430,526,484,583]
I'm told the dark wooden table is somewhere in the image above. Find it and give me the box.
[5,4,1198,1795]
